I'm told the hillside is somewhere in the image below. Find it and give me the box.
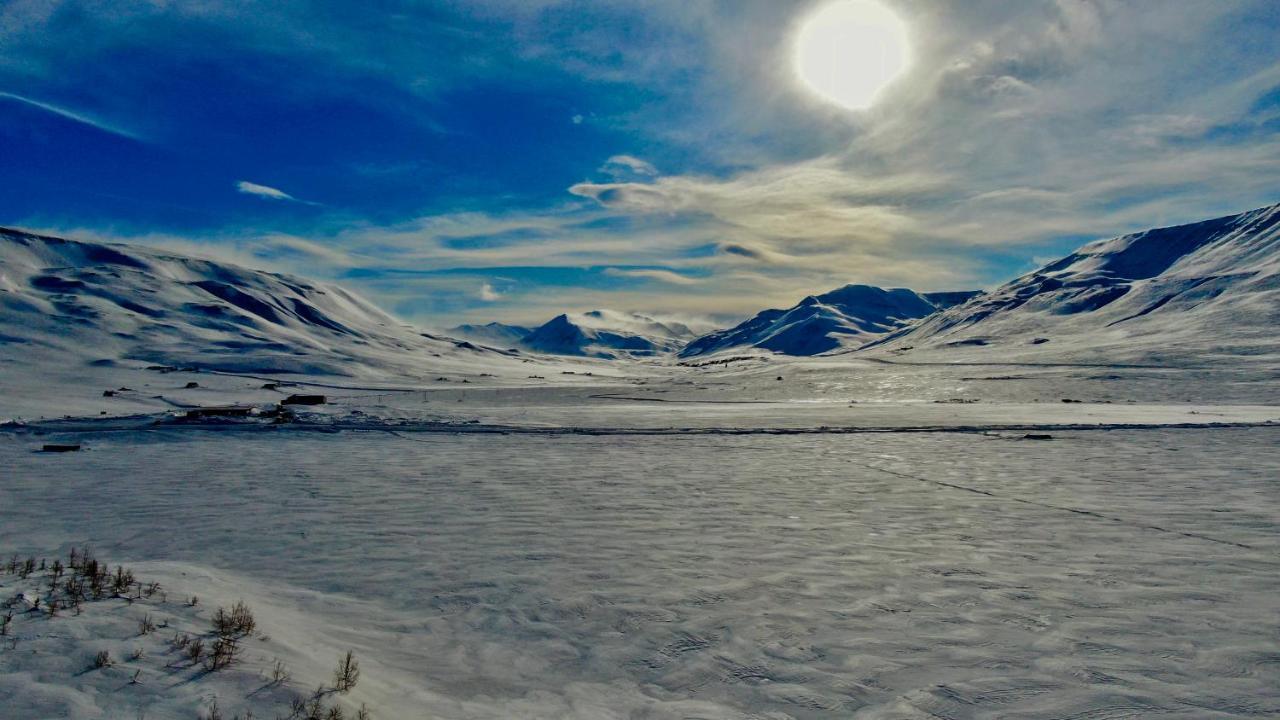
[0,227,517,379]
[448,322,532,347]
[868,203,1280,365]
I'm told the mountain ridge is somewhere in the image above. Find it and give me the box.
[680,284,977,358]
[865,202,1280,364]
[0,226,513,378]
[520,309,704,359]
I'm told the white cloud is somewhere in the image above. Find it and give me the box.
[236,181,297,201]
[479,282,502,301]
[601,154,658,178]
[603,267,698,285]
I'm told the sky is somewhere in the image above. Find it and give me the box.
[2,0,1279,327]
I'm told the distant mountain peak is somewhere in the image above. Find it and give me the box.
[681,283,970,358]
[521,309,702,359]
[448,322,532,347]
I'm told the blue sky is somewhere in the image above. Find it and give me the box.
[2,0,1279,326]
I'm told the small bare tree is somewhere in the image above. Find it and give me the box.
[205,636,239,671]
[333,651,360,693]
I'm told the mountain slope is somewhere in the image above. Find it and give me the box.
[448,322,531,347]
[0,227,515,377]
[680,284,965,357]
[521,309,703,359]
[868,203,1280,364]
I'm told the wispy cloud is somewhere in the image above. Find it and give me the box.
[0,91,143,141]
[236,181,296,201]
[479,282,502,301]
[603,267,699,285]
[601,155,658,179]
[235,180,321,206]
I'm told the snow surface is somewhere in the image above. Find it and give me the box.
[3,427,1278,719]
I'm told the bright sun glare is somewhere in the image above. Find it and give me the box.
[794,0,910,111]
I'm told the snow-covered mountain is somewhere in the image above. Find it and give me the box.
[680,284,972,357]
[869,203,1280,365]
[0,227,514,377]
[521,309,704,359]
[448,322,532,347]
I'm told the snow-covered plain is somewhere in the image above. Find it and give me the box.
[3,421,1278,719]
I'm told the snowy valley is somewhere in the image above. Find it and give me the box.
[2,205,1279,720]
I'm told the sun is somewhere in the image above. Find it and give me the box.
[793,0,911,111]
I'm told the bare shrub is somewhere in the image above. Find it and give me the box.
[92,649,113,669]
[304,688,326,719]
[269,658,291,685]
[187,637,205,665]
[64,575,86,605]
[111,565,135,595]
[201,698,223,720]
[204,636,239,671]
[333,650,359,693]
[139,614,157,635]
[212,601,256,638]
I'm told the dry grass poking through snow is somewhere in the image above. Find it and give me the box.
[0,547,368,719]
